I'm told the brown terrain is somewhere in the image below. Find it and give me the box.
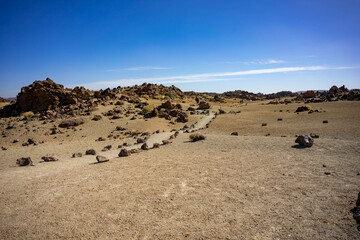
[0,79,359,239]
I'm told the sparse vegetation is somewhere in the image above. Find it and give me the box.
[140,105,155,115]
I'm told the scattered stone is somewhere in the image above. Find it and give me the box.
[42,154,59,162]
[137,138,145,144]
[98,137,106,141]
[86,149,96,155]
[277,118,283,121]
[219,109,226,114]
[231,132,238,136]
[13,139,19,143]
[295,135,314,147]
[59,118,85,128]
[129,149,140,154]
[190,133,206,142]
[310,133,319,138]
[1,146,7,150]
[295,106,311,112]
[141,143,149,150]
[72,153,82,158]
[92,115,102,121]
[323,120,328,124]
[162,140,172,145]
[16,157,34,166]
[324,172,331,175]
[153,143,160,148]
[96,155,109,163]
[265,133,270,136]
[352,192,360,227]
[262,123,267,126]
[119,149,130,157]
[102,145,112,151]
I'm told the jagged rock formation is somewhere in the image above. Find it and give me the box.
[295,85,360,102]
[0,97,9,102]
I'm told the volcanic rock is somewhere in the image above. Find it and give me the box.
[96,155,109,163]
[119,149,130,157]
[42,154,59,162]
[16,157,34,166]
[59,118,85,128]
[86,149,96,155]
[295,135,314,147]
[199,101,210,109]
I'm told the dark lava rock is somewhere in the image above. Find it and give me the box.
[119,149,130,157]
[41,154,59,162]
[141,143,149,150]
[231,132,238,136]
[190,134,206,142]
[295,135,314,147]
[16,157,34,166]
[96,155,109,163]
[86,149,96,155]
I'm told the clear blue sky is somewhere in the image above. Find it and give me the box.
[1,0,359,97]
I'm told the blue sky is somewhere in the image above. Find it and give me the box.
[0,0,359,97]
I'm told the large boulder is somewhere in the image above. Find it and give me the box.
[295,135,314,147]
[17,78,77,112]
[198,101,210,109]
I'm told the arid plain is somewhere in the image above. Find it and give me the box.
[0,80,359,239]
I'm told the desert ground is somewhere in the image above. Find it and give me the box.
[0,98,360,239]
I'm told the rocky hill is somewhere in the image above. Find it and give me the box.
[295,85,360,102]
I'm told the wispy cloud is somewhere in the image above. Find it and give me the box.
[243,59,285,64]
[105,66,171,72]
[72,65,359,90]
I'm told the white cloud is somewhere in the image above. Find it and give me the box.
[71,65,359,90]
[105,66,171,72]
[243,59,285,64]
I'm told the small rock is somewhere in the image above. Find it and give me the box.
[190,134,206,142]
[86,149,96,155]
[137,138,145,144]
[324,172,331,175]
[265,133,270,136]
[295,135,314,147]
[59,118,85,128]
[72,153,82,158]
[13,139,19,143]
[277,118,283,121]
[153,143,160,148]
[119,149,130,157]
[16,157,34,166]
[231,132,238,136]
[162,140,172,145]
[310,133,319,138]
[102,145,112,151]
[1,146,7,150]
[96,155,109,163]
[92,115,102,121]
[262,123,267,126]
[141,143,149,150]
[323,120,328,123]
[42,154,59,162]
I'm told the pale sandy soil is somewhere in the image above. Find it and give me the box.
[0,100,359,239]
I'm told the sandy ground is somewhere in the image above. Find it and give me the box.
[0,100,359,239]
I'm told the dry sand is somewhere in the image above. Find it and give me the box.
[0,100,359,239]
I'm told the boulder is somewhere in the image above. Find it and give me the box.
[141,143,149,150]
[295,135,314,147]
[295,106,311,112]
[96,155,109,163]
[59,118,85,128]
[72,153,83,158]
[190,133,206,142]
[42,154,59,162]
[92,115,102,121]
[16,157,34,166]
[119,149,130,157]
[86,149,96,155]
[198,101,210,109]
[160,100,174,110]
